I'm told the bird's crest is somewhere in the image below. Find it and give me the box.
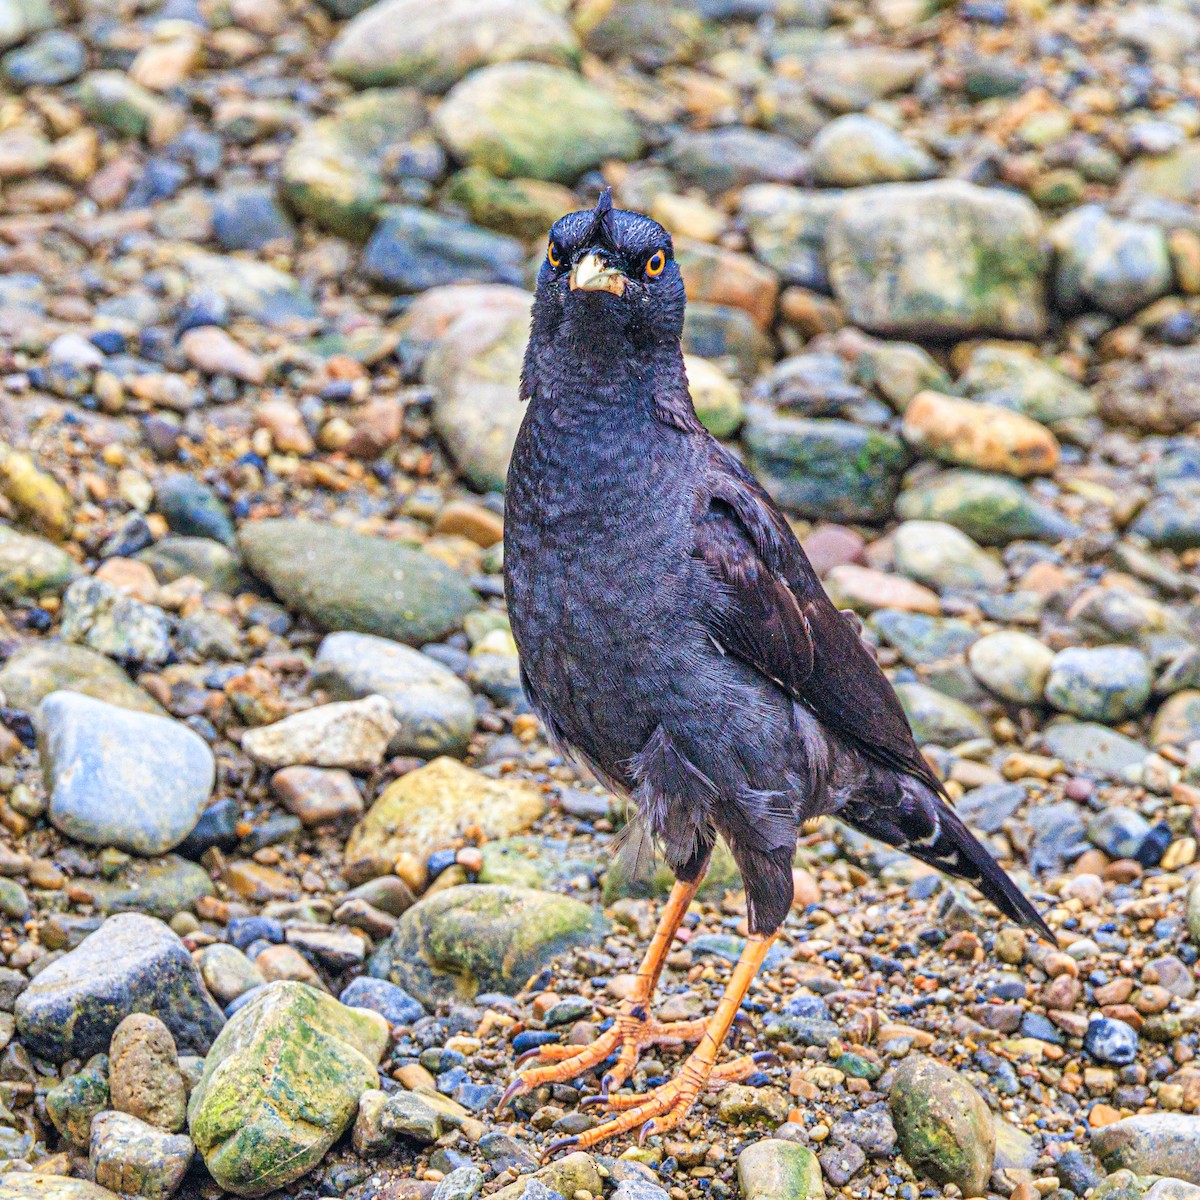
[580,187,617,251]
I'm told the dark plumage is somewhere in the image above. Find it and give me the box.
[505,191,1049,942]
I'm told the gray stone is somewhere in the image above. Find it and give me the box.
[90,1111,192,1200]
[314,632,476,758]
[666,128,808,192]
[957,343,1097,432]
[809,115,935,187]
[894,681,990,746]
[892,520,1006,592]
[153,477,235,546]
[0,0,54,52]
[1092,1114,1200,1184]
[14,913,225,1063]
[137,537,243,594]
[0,527,78,600]
[38,691,214,855]
[740,184,843,292]
[968,632,1054,705]
[1087,808,1153,859]
[826,180,1049,338]
[60,576,170,666]
[1045,646,1153,723]
[1040,722,1148,779]
[239,520,479,645]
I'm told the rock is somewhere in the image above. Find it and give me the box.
[153,477,235,547]
[1092,1115,1200,1184]
[362,206,525,293]
[60,577,171,666]
[740,185,843,292]
[109,1013,187,1132]
[345,757,546,888]
[1152,690,1200,747]
[896,470,1078,545]
[895,682,989,746]
[743,405,908,522]
[889,1055,995,1196]
[79,71,180,144]
[368,884,608,1007]
[0,643,165,716]
[824,563,939,615]
[1041,723,1148,779]
[240,520,478,645]
[211,185,294,252]
[270,767,363,827]
[809,115,934,187]
[338,977,424,1027]
[892,520,1006,592]
[433,63,643,182]
[188,982,388,1196]
[443,168,578,240]
[1084,1016,1140,1065]
[826,180,1048,338]
[968,632,1054,705]
[0,527,78,599]
[685,356,744,438]
[1051,205,1172,318]
[280,89,425,239]
[424,292,531,492]
[46,1061,110,1148]
[0,443,73,540]
[0,0,52,51]
[902,391,1059,477]
[241,696,398,772]
[138,537,242,594]
[172,247,317,328]
[14,913,225,1062]
[1132,491,1200,550]
[737,1139,825,1200]
[1045,647,1153,723]
[329,0,577,91]
[313,633,476,758]
[82,856,215,921]
[1099,346,1200,435]
[90,1111,192,1200]
[180,327,265,384]
[666,128,808,192]
[37,691,214,855]
[0,1179,122,1200]
[676,240,779,331]
[957,343,1097,432]
[869,611,977,665]
[197,944,266,1007]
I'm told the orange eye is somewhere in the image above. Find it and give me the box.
[547,241,561,268]
[645,250,666,277]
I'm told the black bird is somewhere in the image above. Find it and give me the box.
[501,191,1051,1149]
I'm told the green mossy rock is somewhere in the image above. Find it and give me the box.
[367,885,608,1007]
[737,1138,826,1200]
[0,527,78,600]
[239,519,478,646]
[188,982,389,1197]
[889,1055,996,1196]
[0,642,164,716]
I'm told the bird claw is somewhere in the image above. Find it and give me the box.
[497,1077,528,1115]
[542,1136,579,1160]
[637,1120,656,1146]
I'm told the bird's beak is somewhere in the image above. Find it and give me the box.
[570,252,627,296]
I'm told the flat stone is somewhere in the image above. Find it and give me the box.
[1040,723,1148,779]
[314,632,476,758]
[368,884,608,1007]
[894,682,990,746]
[0,1178,120,1200]
[14,912,225,1063]
[1092,1114,1200,1184]
[968,632,1054,705]
[188,982,388,1196]
[809,114,934,187]
[241,696,398,772]
[957,343,1096,431]
[345,757,546,889]
[239,520,479,645]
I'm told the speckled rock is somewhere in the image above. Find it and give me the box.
[46,1062,110,1148]
[37,691,213,855]
[892,520,1006,592]
[109,1013,188,1132]
[313,632,474,756]
[1045,646,1153,723]
[60,577,171,666]
[968,632,1055,705]
[433,63,643,182]
[90,1111,192,1200]
[0,527,78,600]
[1099,346,1200,435]
[329,0,578,90]
[240,520,479,645]
[0,1179,119,1200]
[895,682,989,746]
[1151,690,1200,747]
[1092,1115,1200,1184]
[188,982,388,1197]
[14,913,225,1063]
[737,1139,825,1200]
[957,343,1097,431]
[368,884,608,1006]
[1041,723,1148,779]
[241,696,398,771]
[740,185,843,292]
[826,181,1048,338]
[889,1055,995,1196]
[345,757,545,889]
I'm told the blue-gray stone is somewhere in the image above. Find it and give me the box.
[1084,1017,1138,1065]
[339,977,425,1026]
[212,185,295,252]
[1041,722,1148,779]
[1086,808,1153,859]
[2,30,85,87]
[153,476,236,546]
[37,691,214,856]
[1045,646,1153,723]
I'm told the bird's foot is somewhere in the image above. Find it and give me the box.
[543,1048,776,1154]
[498,1005,708,1113]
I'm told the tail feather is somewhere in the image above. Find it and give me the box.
[842,775,1054,943]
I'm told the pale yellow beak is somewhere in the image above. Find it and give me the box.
[570,251,627,296]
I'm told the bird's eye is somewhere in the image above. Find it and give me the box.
[547,241,562,268]
[645,250,666,277]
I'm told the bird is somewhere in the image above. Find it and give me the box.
[500,190,1051,1151]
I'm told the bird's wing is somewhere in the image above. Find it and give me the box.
[694,448,948,798]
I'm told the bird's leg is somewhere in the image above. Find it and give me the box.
[499,879,703,1109]
[546,932,778,1152]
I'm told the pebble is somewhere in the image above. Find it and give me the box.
[90,1111,193,1200]
[108,1012,188,1132]
[241,696,399,771]
[1045,646,1154,723]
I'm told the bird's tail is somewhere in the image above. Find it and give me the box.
[841,774,1054,943]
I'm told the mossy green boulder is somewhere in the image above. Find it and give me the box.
[367,884,609,1007]
[434,62,643,183]
[188,982,389,1197]
[239,519,478,645]
[889,1055,996,1196]
[737,1138,825,1200]
[0,527,77,600]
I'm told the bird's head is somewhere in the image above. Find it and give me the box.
[527,190,686,367]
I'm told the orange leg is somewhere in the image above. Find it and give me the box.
[547,932,778,1152]
[499,879,704,1110]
